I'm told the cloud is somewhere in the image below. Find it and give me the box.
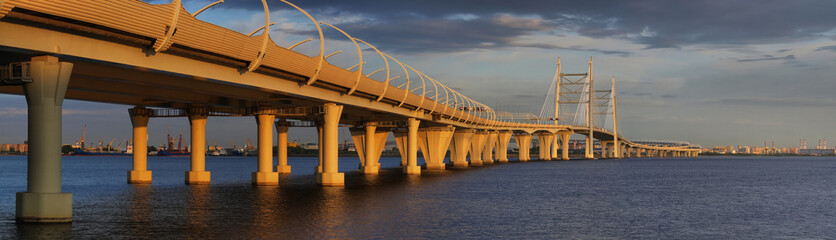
[736,54,795,63]
[510,43,632,57]
[205,0,836,52]
[707,97,836,107]
[816,45,836,52]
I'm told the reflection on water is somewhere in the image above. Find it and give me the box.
[2,156,836,238]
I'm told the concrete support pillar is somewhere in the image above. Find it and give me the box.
[482,132,497,164]
[252,108,278,186]
[451,129,474,168]
[315,125,323,174]
[186,106,210,185]
[536,133,554,160]
[17,56,73,223]
[394,130,408,167]
[496,131,512,163]
[469,131,488,166]
[600,141,610,159]
[275,120,291,174]
[350,122,387,175]
[317,103,344,186]
[584,135,595,159]
[128,106,152,184]
[403,118,421,175]
[514,133,533,162]
[559,132,572,160]
[416,126,455,170]
[551,133,559,161]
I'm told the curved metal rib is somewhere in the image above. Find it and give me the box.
[319,21,362,94]
[353,38,390,99]
[280,0,325,85]
[246,0,270,72]
[153,0,182,53]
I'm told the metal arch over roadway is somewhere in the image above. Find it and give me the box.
[0,0,695,154]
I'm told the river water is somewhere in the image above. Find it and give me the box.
[1,155,835,239]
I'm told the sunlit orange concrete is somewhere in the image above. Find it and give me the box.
[350,122,387,175]
[469,131,488,166]
[451,129,474,168]
[317,103,344,186]
[403,118,421,175]
[536,132,554,160]
[275,120,291,174]
[417,127,455,170]
[514,133,532,161]
[129,106,152,184]
[559,132,572,160]
[482,131,497,164]
[496,131,512,163]
[186,107,210,185]
[252,111,278,186]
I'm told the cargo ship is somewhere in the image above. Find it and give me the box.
[155,126,190,156]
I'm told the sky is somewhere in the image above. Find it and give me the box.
[2,0,836,148]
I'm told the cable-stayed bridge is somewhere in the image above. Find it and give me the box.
[0,0,697,223]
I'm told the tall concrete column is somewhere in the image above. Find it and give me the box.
[469,131,487,166]
[551,133,559,161]
[584,136,595,159]
[252,108,278,186]
[496,131,512,163]
[482,131,497,164]
[416,126,455,170]
[350,122,387,175]
[186,106,210,185]
[315,125,323,173]
[514,133,533,162]
[451,129,474,168]
[394,130,408,167]
[128,106,152,184]
[17,56,73,223]
[403,118,421,175]
[536,133,554,160]
[317,103,344,186]
[275,120,291,174]
[601,141,609,158]
[559,132,571,160]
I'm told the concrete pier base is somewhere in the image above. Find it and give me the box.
[275,165,292,175]
[16,56,73,223]
[403,165,421,175]
[252,172,279,186]
[128,170,152,184]
[186,171,211,185]
[16,192,73,223]
[317,172,345,187]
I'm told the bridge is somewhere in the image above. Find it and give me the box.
[0,0,697,223]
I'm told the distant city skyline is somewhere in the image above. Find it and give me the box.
[2,0,836,147]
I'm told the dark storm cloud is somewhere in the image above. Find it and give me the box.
[198,0,836,52]
[736,55,795,63]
